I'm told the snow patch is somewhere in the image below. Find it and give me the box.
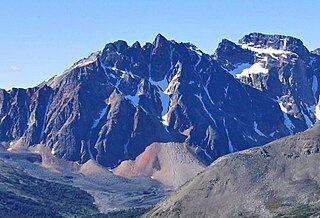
[151,69,181,126]
[269,131,278,137]
[253,121,267,137]
[195,94,216,125]
[312,75,318,102]
[150,78,170,117]
[236,63,269,78]
[203,75,215,106]
[164,73,180,95]
[223,118,234,153]
[188,44,203,57]
[69,52,99,71]
[0,115,7,123]
[229,63,252,77]
[301,107,313,128]
[197,147,212,160]
[162,112,169,126]
[126,95,140,107]
[278,100,295,134]
[188,45,203,69]
[51,147,56,155]
[40,94,53,140]
[316,100,320,120]
[87,140,94,159]
[224,86,229,98]
[123,139,129,154]
[240,44,295,56]
[92,106,108,129]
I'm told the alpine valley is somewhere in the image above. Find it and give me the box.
[0,33,319,217]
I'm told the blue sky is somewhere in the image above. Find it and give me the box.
[1,0,320,89]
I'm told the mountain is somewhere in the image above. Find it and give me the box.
[1,33,319,178]
[147,123,320,217]
[214,33,320,132]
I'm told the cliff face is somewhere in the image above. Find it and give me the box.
[215,33,320,132]
[1,33,319,169]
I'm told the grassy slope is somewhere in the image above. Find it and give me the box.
[0,159,100,218]
[147,123,320,217]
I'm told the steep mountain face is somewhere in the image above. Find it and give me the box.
[214,33,320,134]
[147,123,320,218]
[0,33,318,169]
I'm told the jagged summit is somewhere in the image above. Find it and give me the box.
[215,32,320,137]
[153,33,169,45]
[1,34,320,186]
[312,48,320,56]
[239,32,304,49]
[238,32,310,59]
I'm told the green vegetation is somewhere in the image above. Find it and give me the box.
[274,201,320,218]
[0,160,99,218]
[86,207,153,218]
[273,191,320,218]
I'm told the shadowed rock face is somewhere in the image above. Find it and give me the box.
[0,33,319,169]
[147,123,320,218]
[215,33,320,133]
[313,48,320,56]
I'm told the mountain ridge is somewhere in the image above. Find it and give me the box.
[1,33,319,182]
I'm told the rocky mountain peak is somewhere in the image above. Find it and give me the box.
[238,32,309,59]
[1,33,319,174]
[312,48,320,56]
[153,33,169,47]
[214,38,254,70]
[103,40,129,54]
[132,41,141,49]
[214,32,320,137]
[239,32,302,50]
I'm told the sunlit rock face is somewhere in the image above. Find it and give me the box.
[1,33,319,168]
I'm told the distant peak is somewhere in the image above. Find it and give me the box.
[132,41,141,48]
[219,38,238,47]
[103,40,128,54]
[153,33,169,47]
[312,48,320,56]
[155,33,167,40]
[221,38,234,43]
[239,32,303,46]
[238,32,308,55]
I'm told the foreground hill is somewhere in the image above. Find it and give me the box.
[147,123,320,217]
[0,158,99,217]
[0,145,166,214]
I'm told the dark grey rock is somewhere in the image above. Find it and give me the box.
[1,33,319,169]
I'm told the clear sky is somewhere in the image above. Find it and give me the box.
[1,0,320,90]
